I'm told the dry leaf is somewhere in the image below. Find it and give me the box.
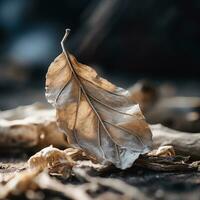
[148,145,176,157]
[27,146,106,177]
[28,145,75,178]
[45,29,152,169]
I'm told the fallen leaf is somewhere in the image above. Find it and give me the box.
[45,29,152,169]
[28,145,75,178]
[148,145,175,157]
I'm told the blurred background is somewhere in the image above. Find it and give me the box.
[0,0,200,110]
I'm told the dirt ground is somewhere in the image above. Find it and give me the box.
[1,152,200,200]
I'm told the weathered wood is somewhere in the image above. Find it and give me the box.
[151,124,200,159]
[1,104,200,161]
[0,103,67,151]
[129,81,200,132]
[147,97,200,132]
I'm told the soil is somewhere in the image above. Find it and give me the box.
[1,153,200,200]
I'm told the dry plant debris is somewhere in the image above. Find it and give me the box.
[0,146,149,200]
[45,29,152,169]
[0,169,150,200]
[0,144,199,199]
[147,145,175,157]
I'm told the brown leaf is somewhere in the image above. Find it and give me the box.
[45,29,152,169]
[147,145,176,157]
[28,145,75,178]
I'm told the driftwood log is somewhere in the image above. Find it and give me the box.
[151,124,200,160]
[0,103,67,151]
[1,103,200,160]
[129,81,200,132]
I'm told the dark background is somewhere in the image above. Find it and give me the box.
[0,0,199,110]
